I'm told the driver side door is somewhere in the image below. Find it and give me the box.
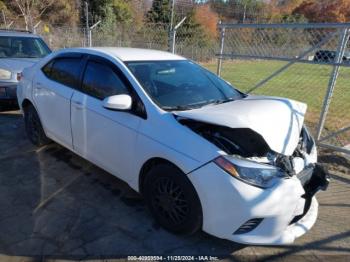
[71,56,142,182]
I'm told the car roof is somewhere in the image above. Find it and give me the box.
[0,30,41,38]
[60,47,186,62]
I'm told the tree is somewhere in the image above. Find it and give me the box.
[0,1,10,26]
[86,0,134,26]
[42,0,80,26]
[129,0,146,28]
[267,0,307,23]
[8,0,55,31]
[112,0,133,23]
[2,0,79,29]
[272,0,305,13]
[194,4,219,39]
[293,0,350,23]
[146,0,171,24]
[176,9,211,48]
[208,0,269,23]
[235,0,267,23]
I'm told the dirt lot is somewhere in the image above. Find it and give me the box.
[0,109,349,261]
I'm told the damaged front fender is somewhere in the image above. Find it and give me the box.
[178,118,270,158]
[177,116,316,176]
[174,95,307,156]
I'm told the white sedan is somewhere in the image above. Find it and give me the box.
[17,47,329,245]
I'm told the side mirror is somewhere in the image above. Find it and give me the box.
[102,94,132,111]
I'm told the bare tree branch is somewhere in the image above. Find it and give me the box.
[13,0,55,30]
[34,0,55,19]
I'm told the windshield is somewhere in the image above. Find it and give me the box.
[0,36,51,58]
[126,60,243,110]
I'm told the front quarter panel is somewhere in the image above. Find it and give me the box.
[128,112,222,191]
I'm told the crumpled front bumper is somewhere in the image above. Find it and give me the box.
[188,161,330,245]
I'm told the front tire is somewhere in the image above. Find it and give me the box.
[143,163,202,235]
[24,104,51,146]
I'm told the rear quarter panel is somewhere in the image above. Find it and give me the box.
[17,52,56,111]
[17,66,36,111]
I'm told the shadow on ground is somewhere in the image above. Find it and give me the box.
[0,111,244,259]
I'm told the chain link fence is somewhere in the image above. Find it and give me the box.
[33,23,218,62]
[8,21,350,154]
[216,23,350,154]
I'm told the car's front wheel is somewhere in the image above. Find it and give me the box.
[143,163,202,234]
[24,104,51,146]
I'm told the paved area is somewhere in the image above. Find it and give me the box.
[0,110,349,261]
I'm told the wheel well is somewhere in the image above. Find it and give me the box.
[139,158,183,195]
[22,99,33,112]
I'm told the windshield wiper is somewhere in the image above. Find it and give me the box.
[203,97,235,107]
[162,98,236,111]
[162,105,194,111]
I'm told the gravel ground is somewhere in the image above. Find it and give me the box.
[0,110,349,262]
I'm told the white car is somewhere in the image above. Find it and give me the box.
[17,47,329,245]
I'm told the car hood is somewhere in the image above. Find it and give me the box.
[0,58,40,72]
[174,95,307,156]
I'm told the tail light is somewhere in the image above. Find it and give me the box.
[17,72,23,81]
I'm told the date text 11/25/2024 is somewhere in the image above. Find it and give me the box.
[127,256,219,261]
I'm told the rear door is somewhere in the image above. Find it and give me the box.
[33,54,83,148]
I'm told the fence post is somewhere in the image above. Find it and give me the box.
[170,17,187,54]
[217,22,225,76]
[88,21,101,48]
[316,28,349,140]
[171,29,176,54]
[85,1,89,46]
[82,28,86,47]
[88,29,92,47]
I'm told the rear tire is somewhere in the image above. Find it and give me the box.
[143,163,202,235]
[24,104,51,146]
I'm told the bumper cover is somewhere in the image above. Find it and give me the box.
[289,163,330,225]
[299,163,330,194]
[0,83,18,101]
[188,161,330,245]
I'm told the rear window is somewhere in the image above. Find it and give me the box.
[0,36,50,58]
[42,60,53,77]
[48,58,81,89]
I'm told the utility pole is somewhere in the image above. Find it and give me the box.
[2,10,7,27]
[170,0,175,32]
[85,1,89,46]
[171,16,186,54]
[33,21,41,34]
[242,2,247,23]
[89,20,101,47]
[168,0,175,52]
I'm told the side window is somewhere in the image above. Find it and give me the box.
[82,60,129,100]
[49,58,81,88]
[42,60,53,77]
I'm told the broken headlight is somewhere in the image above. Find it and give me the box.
[0,69,11,80]
[214,156,286,188]
[299,125,315,154]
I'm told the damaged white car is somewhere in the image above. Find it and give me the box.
[17,47,329,245]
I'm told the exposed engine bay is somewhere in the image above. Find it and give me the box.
[178,117,315,176]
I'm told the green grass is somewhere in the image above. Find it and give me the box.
[201,60,350,139]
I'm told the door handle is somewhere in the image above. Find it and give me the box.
[35,82,43,89]
[35,82,43,90]
[72,101,84,109]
